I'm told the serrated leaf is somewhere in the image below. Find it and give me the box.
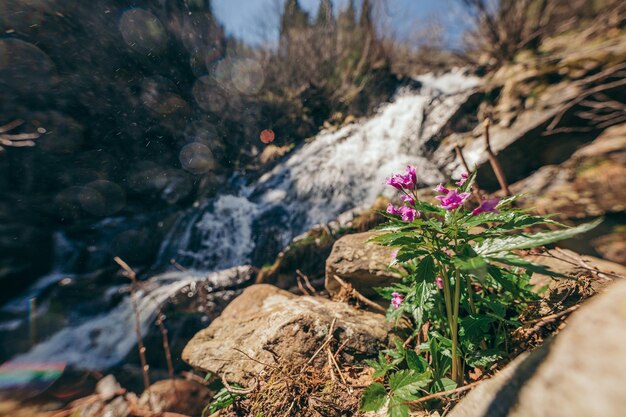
[360,383,388,412]
[405,350,429,373]
[474,218,602,255]
[393,247,429,264]
[467,350,504,367]
[414,255,436,283]
[388,396,410,417]
[369,232,422,246]
[460,315,494,339]
[486,252,570,278]
[389,370,430,393]
[409,281,435,328]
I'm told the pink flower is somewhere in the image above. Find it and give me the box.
[391,292,404,309]
[472,197,501,216]
[386,174,404,190]
[434,183,449,194]
[386,166,418,191]
[401,195,415,205]
[390,249,399,261]
[435,276,444,289]
[399,206,418,222]
[435,189,471,211]
[456,172,469,187]
[405,165,417,190]
[387,203,400,215]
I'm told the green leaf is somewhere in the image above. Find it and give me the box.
[360,383,388,412]
[388,396,410,417]
[415,255,436,283]
[454,255,488,275]
[460,315,494,339]
[205,387,243,415]
[467,350,504,367]
[409,281,435,328]
[393,247,429,264]
[432,377,457,392]
[459,170,478,193]
[369,232,423,247]
[405,349,429,373]
[486,252,570,278]
[389,370,430,396]
[366,352,396,378]
[474,218,602,255]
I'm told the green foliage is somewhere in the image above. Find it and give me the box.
[203,387,245,417]
[360,170,601,416]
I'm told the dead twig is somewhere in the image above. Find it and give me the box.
[113,257,151,406]
[524,303,580,327]
[555,248,623,279]
[307,318,337,366]
[156,312,177,395]
[333,275,386,313]
[296,269,316,294]
[483,119,510,196]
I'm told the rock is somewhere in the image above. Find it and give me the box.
[139,379,212,416]
[257,225,336,290]
[325,231,400,299]
[96,375,124,402]
[182,284,392,384]
[590,225,626,265]
[101,396,130,417]
[510,123,626,219]
[449,279,626,417]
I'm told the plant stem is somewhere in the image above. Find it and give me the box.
[451,268,462,385]
[466,277,477,315]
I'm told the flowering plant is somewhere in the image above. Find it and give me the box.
[360,166,600,416]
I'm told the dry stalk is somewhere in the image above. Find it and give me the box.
[553,247,622,280]
[0,119,40,151]
[113,256,152,405]
[296,269,316,294]
[483,119,510,196]
[306,318,337,366]
[156,312,177,395]
[333,275,386,313]
[296,275,313,296]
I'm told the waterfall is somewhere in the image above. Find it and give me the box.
[2,69,479,371]
[159,69,479,271]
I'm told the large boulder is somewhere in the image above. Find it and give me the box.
[182,284,392,384]
[449,278,626,417]
[325,231,400,299]
[510,123,626,219]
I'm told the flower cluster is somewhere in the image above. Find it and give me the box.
[391,292,404,309]
[386,165,420,222]
[387,203,418,222]
[434,174,471,211]
[386,165,417,190]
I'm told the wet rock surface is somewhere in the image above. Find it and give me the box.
[182,284,392,384]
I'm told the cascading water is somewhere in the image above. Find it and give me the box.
[1,70,479,372]
[159,69,480,271]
